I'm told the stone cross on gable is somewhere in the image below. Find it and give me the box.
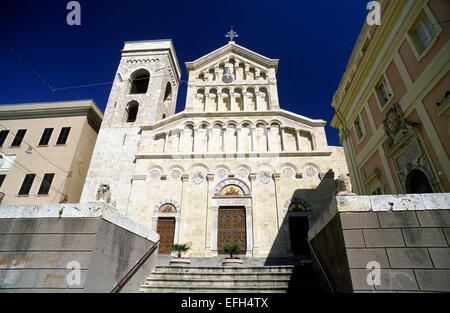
[226,27,239,42]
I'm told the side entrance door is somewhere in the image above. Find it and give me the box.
[156,218,175,254]
[218,206,246,254]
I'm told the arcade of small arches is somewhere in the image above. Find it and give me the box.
[194,87,269,112]
[142,162,322,184]
[150,120,317,154]
[195,58,268,83]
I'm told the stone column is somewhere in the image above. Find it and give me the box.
[174,216,180,244]
[205,174,214,256]
[204,91,209,111]
[218,92,223,112]
[192,127,197,153]
[236,127,241,152]
[150,134,156,153]
[266,126,270,151]
[250,127,255,152]
[177,129,183,152]
[222,127,226,152]
[230,92,234,111]
[295,129,301,151]
[249,173,257,256]
[242,91,247,111]
[179,174,189,243]
[163,131,170,153]
[280,127,286,152]
[272,173,281,230]
[311,133,317,151]
[206,127,211,152]
[151,216,158,233]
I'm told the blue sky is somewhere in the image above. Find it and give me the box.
[0,0,369,146]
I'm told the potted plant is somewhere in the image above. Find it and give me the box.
[221,244,243,266]
[169,243,191,266]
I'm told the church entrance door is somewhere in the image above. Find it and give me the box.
[289,216,310,255]
[156,217,175,254]
[218,207,246,254]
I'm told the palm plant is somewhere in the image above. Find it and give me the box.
[170,243,190,258]
[222,244,241,258]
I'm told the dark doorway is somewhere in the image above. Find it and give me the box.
[406,169,433,194]
[156,218,175,254]
[289,216,310,255]
[218,206,246,254]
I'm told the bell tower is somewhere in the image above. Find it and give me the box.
[80,40,181,214]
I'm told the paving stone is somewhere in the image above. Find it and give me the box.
[402,228,447,247]
[0,220,11,234]
[415,269,450,292]
[428,248,450,269]
[386,248,433,268]
[377,211,419,228]
[416,211,450,227]
[444,228,450,246]
[340,212,380,230]
[363,229,405,248]
[376,269,419,291]
[343,230,365,248]
[346,248,389,268]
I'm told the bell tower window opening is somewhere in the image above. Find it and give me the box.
[129,70,150,94]
[126,101,139,123]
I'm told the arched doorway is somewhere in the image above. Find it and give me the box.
[287,202,310,255]
[406,169,433,194]
[211,178,253,256]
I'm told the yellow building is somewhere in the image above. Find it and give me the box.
[331,0,449,195]
[0,99,103,204]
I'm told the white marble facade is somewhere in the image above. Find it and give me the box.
[81,39,349,257]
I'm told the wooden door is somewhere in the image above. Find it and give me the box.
[156,218,175,254]
[218,207,246,254]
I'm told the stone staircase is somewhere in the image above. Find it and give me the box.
[139,257,321,293]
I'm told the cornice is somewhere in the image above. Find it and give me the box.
[140,109,327,131]
[185,42,279,73]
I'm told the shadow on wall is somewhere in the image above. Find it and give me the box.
[264,169,343,292]
[264,169,336,263]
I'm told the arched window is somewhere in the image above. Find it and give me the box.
[406,169,433,193]
[164,83,172,102]
[162,114,166,119]
[130,69,150,94]
[126,101,139,122]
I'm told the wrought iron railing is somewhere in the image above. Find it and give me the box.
[110,240,159,293]
[306,238,334,293]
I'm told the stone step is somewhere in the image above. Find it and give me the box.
[153,265,295,274]
[139,285,296,293]
[143,278,293,288]
[140,264,320,293]
[147,272,294,280]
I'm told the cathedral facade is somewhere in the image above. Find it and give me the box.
[80,39,348,258]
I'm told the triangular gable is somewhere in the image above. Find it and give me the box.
[185,42,279,73]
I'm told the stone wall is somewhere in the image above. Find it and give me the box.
[0,203,159,293]
[309,193,450,292]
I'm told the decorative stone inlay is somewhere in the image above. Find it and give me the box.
[193,172,205,185]
[283,167,293,178]
[216,168,227,179]
[237,168,248,179]
[305,167,316,177]
[259,172,271,184]
[150,170,160,179]
[171,169,181,179]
